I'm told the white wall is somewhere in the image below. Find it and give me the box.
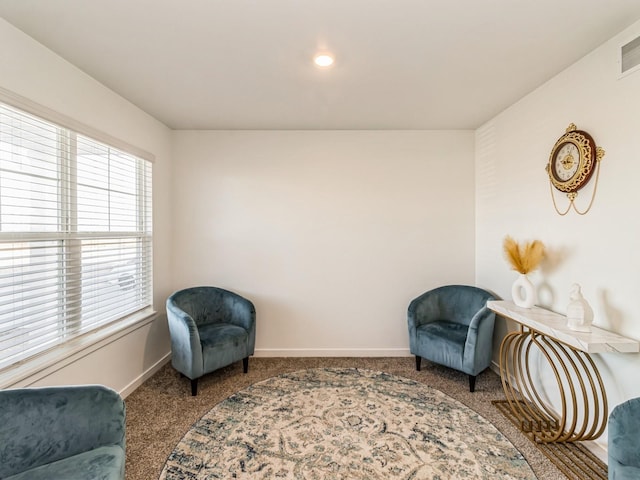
[476,19,640,449]
[0,18,173,394]
[171,130,476,355]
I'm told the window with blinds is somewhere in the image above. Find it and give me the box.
[0,102,152,371]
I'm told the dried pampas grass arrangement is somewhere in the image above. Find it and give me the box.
[503,236,545,274]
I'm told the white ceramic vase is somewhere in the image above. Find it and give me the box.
[511,274,537,308]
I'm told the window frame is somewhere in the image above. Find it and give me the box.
[0,87,155,386]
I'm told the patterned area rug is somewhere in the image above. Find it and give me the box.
[160,368,537,479]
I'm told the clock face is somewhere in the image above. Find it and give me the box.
[553,142,580,182]
[547,127,599,194]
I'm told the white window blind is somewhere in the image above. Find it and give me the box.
[0,102,152,372]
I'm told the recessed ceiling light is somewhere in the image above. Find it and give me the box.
[313,54,335,68]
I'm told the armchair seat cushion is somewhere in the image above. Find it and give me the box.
[6,445,125,480]
[199,323,248,348]
[200,323,249,373]
[416,321,467,370]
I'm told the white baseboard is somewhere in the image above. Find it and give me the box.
[582,440,608,463]
[489,360,500,376]
[119,352,171,399]
[255,348,411,357]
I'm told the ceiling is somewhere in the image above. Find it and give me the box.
[2,1,640,130]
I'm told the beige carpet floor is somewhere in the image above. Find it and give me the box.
[125,357,564,480]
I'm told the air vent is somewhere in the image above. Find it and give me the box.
[621,35,640,75]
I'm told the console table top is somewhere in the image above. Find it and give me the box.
[487,300,639,354]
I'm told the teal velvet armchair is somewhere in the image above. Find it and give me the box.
[408,285,497,392]
[166,286,256,396]
[0,385,126,480]
[608,397,640,479]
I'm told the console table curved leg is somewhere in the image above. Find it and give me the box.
[499,327,607,443]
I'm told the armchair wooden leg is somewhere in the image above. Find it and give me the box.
[415,356,422,371]
[468,375,476,393]
[243,357,249,374]
[191,379,198,396]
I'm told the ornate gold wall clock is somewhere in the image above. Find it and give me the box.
[546,123,605,215]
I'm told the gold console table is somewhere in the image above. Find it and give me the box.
[487,300,639,444]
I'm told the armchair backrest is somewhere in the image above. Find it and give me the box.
[412,285,495,327]
[168,286,254,327]
[0,385,125,478]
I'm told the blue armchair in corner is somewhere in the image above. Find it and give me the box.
[608,397,640,479]
[166,286,256,396]
[0,385,126,480]
[408,284,497,392]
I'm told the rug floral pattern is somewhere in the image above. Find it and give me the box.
[160,368,536,479]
